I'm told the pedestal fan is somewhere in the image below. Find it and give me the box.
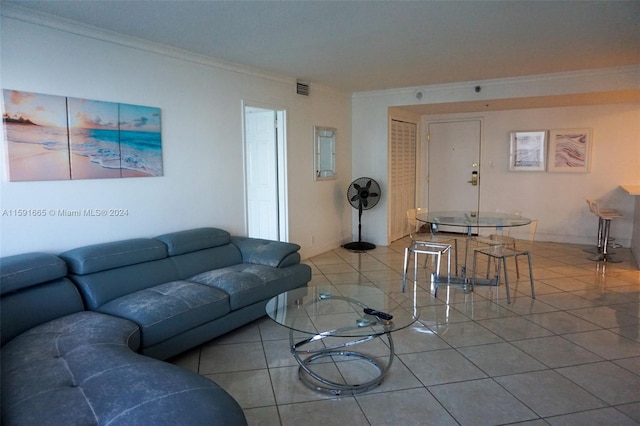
[343,177,381,251]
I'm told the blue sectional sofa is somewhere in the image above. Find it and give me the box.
[1,227,312,425]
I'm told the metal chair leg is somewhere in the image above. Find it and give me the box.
[471,250,478,293]
[402,247,410,292]
[525,252,535,299]
[501,256,511,304]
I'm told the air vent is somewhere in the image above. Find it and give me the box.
[296,80,310,96]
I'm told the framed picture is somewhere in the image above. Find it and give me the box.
[2,89,163,181]
[548,128,592,173]
[509,130,546,171]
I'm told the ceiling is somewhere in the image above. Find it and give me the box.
[4,0,639,95]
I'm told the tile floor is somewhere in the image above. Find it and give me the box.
[171,237,640,425]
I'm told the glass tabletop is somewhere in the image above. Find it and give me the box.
[417,210,532,228]
[265,285,419,338]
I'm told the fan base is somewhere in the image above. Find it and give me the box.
[342,241,376,252]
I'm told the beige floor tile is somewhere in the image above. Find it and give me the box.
[523,311,602,334]
[616,402,640,423]
[429,321,504,347]
[414,303,470,325]
[357,388,457,425]
[269,364,340,405]
[451,299,517,320]
[512,335,604,368]
[278,397,369,426]
[205,369,276,409]
[242,406,281,426]
[476,316,555,341]
[566,305,640,328]
[384,324,451,354]
[399,348,486,386]
[429,378,538,425]
[199,341,266,374]
[458,342,547,376]
[546,407,639,425]
[557,361,640,405]
[169,242,640,424]
[563,329,640,359]
[495,370,607,417]
[614,356,640,375]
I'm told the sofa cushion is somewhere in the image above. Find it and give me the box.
[189,263,312,310]
[97,280,230,348]
[1,311,246,425]
[60,238,168,275]
[0,252,67,295]
[68,257,181,310]
[155,227,231,256]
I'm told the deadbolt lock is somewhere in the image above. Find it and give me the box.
[468,171,478,186]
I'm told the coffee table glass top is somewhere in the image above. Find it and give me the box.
[418,211,531,228]
[265,285,419,338]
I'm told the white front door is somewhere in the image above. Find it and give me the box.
[244,106,286,241]
[427,119,481,229]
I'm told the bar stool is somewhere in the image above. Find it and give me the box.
[585,199,623,263]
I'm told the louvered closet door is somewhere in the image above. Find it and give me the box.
[389,119,417,242]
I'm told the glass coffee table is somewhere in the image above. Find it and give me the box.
[265,285,419,395]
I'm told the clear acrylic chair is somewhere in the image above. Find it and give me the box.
[402,208,454,294]
[406,208,458,274]
[470,219,538,303]
[402,241,451,294]
[474,210,521,276]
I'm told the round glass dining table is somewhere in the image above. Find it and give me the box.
[415,210,532,286]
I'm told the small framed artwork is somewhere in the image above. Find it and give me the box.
[548,128,592,173]
[509,130,546,171]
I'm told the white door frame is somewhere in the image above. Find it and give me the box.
[242,101,289,241]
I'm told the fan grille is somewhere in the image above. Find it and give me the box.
[347,177,381,210]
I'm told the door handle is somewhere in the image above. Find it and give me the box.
[468,171,478,186]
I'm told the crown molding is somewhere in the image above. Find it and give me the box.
[353,64,640,99]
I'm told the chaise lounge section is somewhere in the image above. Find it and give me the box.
[1,227,312,425]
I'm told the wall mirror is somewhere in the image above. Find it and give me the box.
[314,126,336,180]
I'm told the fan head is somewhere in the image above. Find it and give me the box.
[347,177,381,210]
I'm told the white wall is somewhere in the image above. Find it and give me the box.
[353,67,640,247]
[0,12,352,258]
[420,104,640,245]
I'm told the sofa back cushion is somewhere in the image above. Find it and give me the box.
[0,253,84,346]
[68,258,180,310]
[155,227,232,256]
[170,246,243,278]
[60,239,180,310]
[155,228,243,278]
[61,238,167,275]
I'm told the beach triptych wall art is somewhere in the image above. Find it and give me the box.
[2,89,163,181]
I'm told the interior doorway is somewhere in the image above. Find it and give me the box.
[243,105,288,241]
[427,119,481,231]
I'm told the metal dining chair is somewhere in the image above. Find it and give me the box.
[406,208,458,274]
[470,219,538,303]
[402,208,454,294]
[402,241,451,294]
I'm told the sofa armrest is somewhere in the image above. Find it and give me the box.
[230,236,301,268]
